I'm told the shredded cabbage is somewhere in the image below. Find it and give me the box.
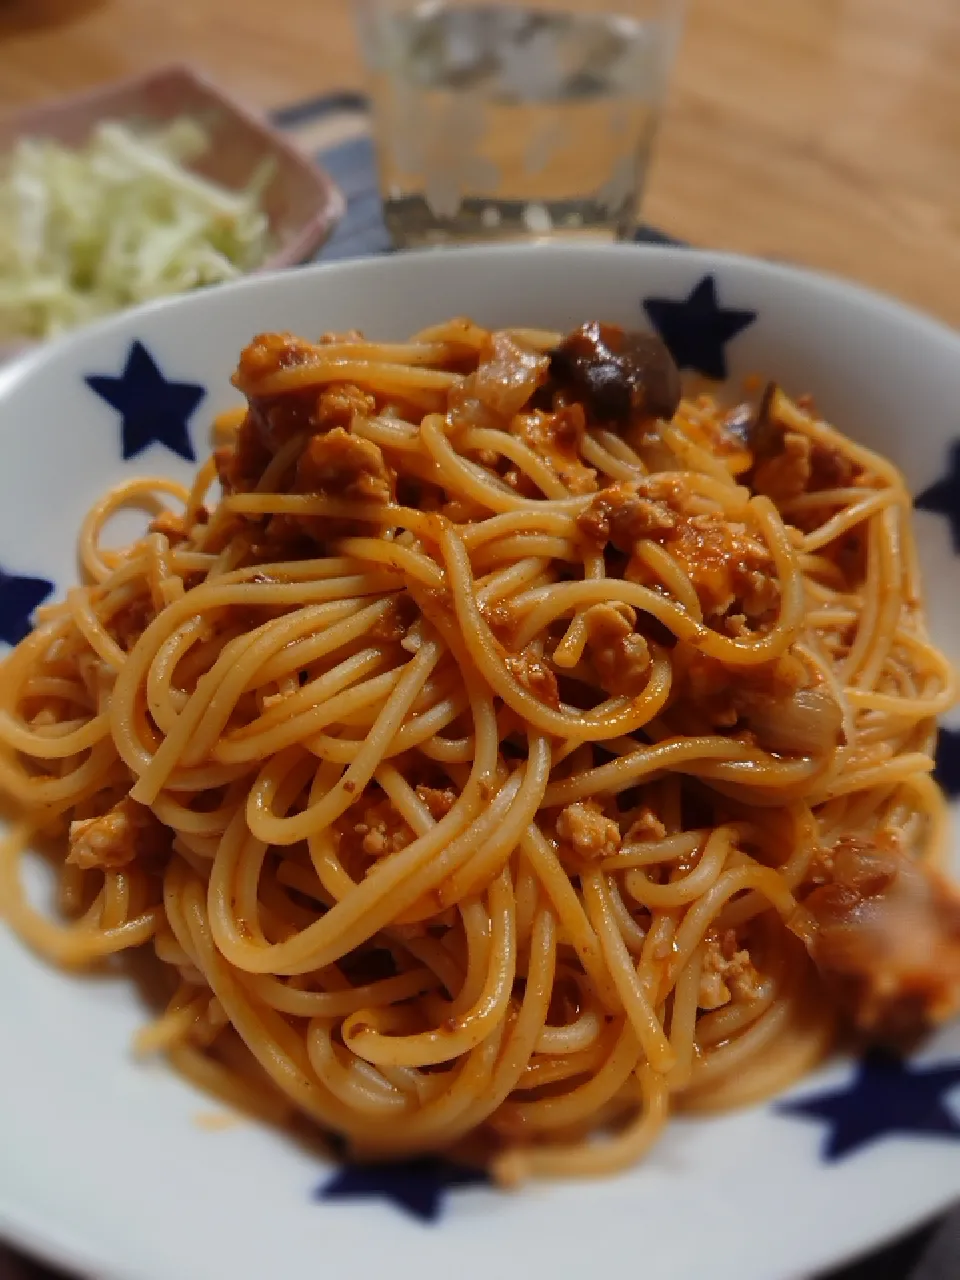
[0,118,273,340]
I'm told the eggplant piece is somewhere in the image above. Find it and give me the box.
[549,321,681,428]
[750,380,783,459]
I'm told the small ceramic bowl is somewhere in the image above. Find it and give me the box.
[0,63,346,360]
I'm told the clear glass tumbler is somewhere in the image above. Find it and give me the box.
[354,0,685,249]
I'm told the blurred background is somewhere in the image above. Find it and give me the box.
[1,0,958,322]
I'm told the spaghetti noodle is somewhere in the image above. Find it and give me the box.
[1,317,958,1183]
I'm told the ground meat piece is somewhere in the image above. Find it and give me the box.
[698,930,764,1010]
[576,504,609,547]
[624,506,779,621]
[232,338,377,463]
[295,428,393,503]
[576,483,677,550]
[504,647,560,707]
[799,838,960,1040]
[482,601,519,646]
[233,331,319,392]
[549,322,680,427]
[557,800,621,862]
[624,808,668,842]
[350,797,413,859]
[416,786,458,821]
[510,405,597,495]
[583,603,652,697]
[67,797,169,871]
[810,442,859,491]
[255,391,323,452]
[314,384,376,432]
[261,685,296,711]
[667,514,777,619]
[360,827,396,856]
[751,430,812,503]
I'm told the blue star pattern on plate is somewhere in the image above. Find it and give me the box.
[777,1051,960,1160]
[935,727,960,799]
[0,567,54,646]
[915,440,960,551]
[317,1156,489,1222]
[642,274,757,380]
[85,340,204,463]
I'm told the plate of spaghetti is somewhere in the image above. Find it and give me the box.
[1,244,960,1280]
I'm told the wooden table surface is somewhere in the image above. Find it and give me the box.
[0,0,958,321]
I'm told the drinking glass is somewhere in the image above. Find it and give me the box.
[354,0,686,249]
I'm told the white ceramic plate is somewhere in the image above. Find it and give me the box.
[1,245,960,1280]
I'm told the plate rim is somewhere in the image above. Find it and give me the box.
[1,241,959,399]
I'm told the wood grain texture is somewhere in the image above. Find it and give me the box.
[0,0,958,323]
